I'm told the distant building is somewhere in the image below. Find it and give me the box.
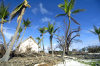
[18,36,39,53]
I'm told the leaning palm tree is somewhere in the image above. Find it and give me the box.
[90,25,100,42]
[19,18,31,43]
[0,0,30,61]
[47,22,59,57]
[56,0,84,58]
[39,27,47,52]
[0,0,9,50]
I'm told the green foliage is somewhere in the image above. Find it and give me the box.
[36,37,42,44]
[72,9,85,14]
[47,22,59,35]
[87,45,100,53]
[56,0,85,25]
[18,26,23,34]
[39,27,48,34]
[10,2,24,21]
[23,18,31,29]
[90,25,100,41]
[0,0,9,22]
[10,0,30,22]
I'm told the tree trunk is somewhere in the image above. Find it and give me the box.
[50,35,54,57]
[15,34,20,49]
[65,44,69,55]
[20,29,26,43]
[42,34,44,52]
[1,18,7,50]
[63,16,71,59]
[16,29,26,49]
[0,7,25,62]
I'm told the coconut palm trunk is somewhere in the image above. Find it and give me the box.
[50,35,54,57]
[63,16,71,58]
[42,34,44,52]
[1,19,7,50]
[0,8,25,62]
[20,29,26,43]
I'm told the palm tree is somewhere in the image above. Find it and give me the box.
[15,26,23,49]
[0,0,9,50]
[19,18,31,44]
[0,0,30,61]
[56,0,84,57]
[39,27,47,52]
[90,25,100,42]
[36,37,42,52]
[47,22,59,57]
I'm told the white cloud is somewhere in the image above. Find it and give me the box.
[41,17,51,22]
[3,27,15,40]
[3,31,13,40]
[32,3,52,15]
[41,17,55,23]
[39,3,48,14]
[32,8,38,14]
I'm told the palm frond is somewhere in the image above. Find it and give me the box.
[10,2,24,21]
[70,16,80,25]
[93,25,99,34]
[55,14,66,17]
[23,18,31,28]
[0,0,9,19]
[72,9,85,14]
[68,0,75,10]
[53,27,60,33]
[18,26,23,34]
[89,30,97,35]
[64,0,68,13]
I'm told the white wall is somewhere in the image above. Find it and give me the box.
[18,38,38,53]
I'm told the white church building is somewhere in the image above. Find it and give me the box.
[18,36,39,53]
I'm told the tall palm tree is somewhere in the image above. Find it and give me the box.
[0,0,30,61]
[56,0,84,57]
[47,22,59,57]
[0,0,9,50]
[39,27,47,52]
[19,18,31,43]
[90,25,100,42]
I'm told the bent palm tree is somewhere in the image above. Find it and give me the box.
[56,0,84,57]
[90,25,100,42]
[0,0,9,50]
[47,22,59,57]
[0,0,30,62]
[39,27,47,52]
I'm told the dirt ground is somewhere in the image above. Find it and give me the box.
[0,55,62,66]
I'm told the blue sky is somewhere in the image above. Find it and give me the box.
[1,0,100,51]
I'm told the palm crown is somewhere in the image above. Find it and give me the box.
[56,0,85,25]
[23,18,31,29]
[47,22,59,35]
[39,27,47,34]
[90,25,100,41]
[10,0,30,22]
[0,0,9,23]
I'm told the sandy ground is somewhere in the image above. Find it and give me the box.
[54,59,90,66]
